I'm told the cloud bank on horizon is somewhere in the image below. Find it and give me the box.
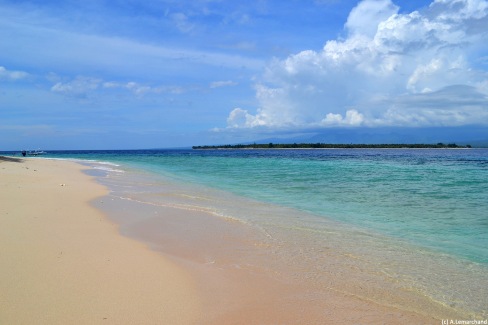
[226,0,488,130]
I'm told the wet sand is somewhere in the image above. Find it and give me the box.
[0,157,201,324]
[95,168,465,324]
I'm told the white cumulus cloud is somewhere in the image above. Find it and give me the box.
[226,0,488,129]
[345,0,399,37]
[322,109,365,126]
[227,108,259,128]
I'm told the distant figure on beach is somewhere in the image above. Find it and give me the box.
[21,150,26,157]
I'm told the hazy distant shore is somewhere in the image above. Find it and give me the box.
[193,143,471,150]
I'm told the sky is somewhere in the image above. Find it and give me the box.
[1,0,487,149]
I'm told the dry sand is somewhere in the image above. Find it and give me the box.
[0,157,201,324]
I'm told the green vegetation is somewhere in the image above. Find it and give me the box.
[193,143,470,150]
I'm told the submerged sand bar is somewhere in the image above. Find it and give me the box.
[0,157,201,324]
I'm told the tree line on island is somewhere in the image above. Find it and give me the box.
[193,143,471,149]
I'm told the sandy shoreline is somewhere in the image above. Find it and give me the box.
[1,156,469,324]
[0,157,201,324]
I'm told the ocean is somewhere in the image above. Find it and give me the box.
[15,148,488,317]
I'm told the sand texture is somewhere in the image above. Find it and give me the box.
[0,157,201,324]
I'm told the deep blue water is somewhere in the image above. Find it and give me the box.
[6,148,487,264]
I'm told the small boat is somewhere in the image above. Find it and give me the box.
[26,150,46,156]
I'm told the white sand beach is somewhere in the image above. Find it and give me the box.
[0,157,201,324]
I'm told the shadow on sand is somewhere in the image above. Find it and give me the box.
[0,156,24,163]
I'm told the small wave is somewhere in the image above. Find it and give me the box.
[94,161,121,167]
[114,195,246,224]
[44,157,122,168]
[93,166,125,173]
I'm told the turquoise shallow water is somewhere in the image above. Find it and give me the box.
[34,148,488,264]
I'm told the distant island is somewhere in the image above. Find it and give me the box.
[193,143,471,149]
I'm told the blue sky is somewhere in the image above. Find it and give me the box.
[1,0,487,149]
